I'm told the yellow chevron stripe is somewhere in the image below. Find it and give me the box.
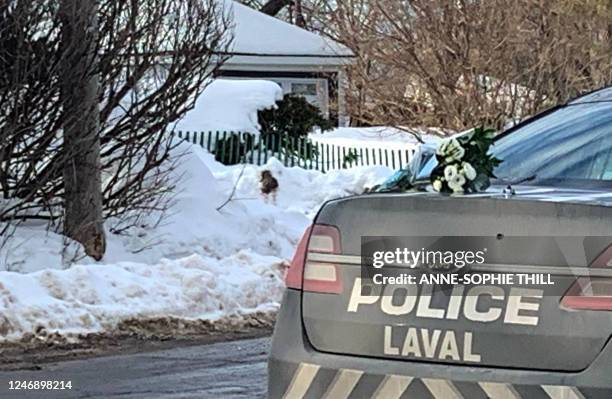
[281,363,588,399]
[281,363,320,399]
[542,385,586,399]
[479,382,522,399]
[322,368,363,399]
[372,375,413,399]
[422,378,464,399]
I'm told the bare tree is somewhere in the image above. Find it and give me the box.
[242,0,306,26]
[0,0,232,258]
[309,0,612,132]
[59,0,105,260]
[260,0,290,15]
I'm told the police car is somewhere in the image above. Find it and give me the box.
[268,87,612,399]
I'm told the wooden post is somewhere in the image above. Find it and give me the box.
[257,134,263,165]
[220,131,227,162]
[228,132,234,164]
[398,150,403,170]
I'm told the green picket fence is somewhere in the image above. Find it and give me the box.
[173,131,415,172]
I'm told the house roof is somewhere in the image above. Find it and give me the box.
[222,0,354,64]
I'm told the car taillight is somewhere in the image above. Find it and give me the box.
[285,225,312,290]
[284,224,343,294]
[561,245,612,311]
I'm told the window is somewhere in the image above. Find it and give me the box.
[291,83,317,96]
[414,101,612,186]
[492,101,612,184]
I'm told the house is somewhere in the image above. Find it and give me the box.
[216,1,355,127]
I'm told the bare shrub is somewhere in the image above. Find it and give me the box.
[0,0,232,251]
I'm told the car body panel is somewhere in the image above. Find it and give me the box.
[315,186,612,256]
[269,290,612,399]
[269,190,612,398]
[300,191,612,372]
[269,87,612,398]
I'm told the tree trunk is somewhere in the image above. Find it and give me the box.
[59,0,106,261]
[260,0,290,16]
[294,0,306,28]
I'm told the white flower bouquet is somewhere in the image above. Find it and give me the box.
[431,127,502,194]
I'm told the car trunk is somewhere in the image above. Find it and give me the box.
[302,193,612,371]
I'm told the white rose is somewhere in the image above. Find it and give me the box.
[444,164,458,180]
[448,172,466,193]
[462,162,477,180]
[433,179,443,192]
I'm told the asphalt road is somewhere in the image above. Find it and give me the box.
[0,337,270,399]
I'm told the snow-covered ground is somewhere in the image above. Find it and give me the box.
[0,142,392,342]
[309,126,443,150]
[308,127,444,170]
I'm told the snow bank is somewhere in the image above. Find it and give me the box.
[0,251,283,341]
[0,227,69,274]
[174,79,283,134]
[0,142,393,341]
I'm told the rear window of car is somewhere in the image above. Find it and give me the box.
[491,101,612,185]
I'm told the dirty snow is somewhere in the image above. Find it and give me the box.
[0,251,283,341]
[173,79,283,134]
[0,141,392,342]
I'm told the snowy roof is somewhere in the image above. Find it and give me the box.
[222,0,354,61]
